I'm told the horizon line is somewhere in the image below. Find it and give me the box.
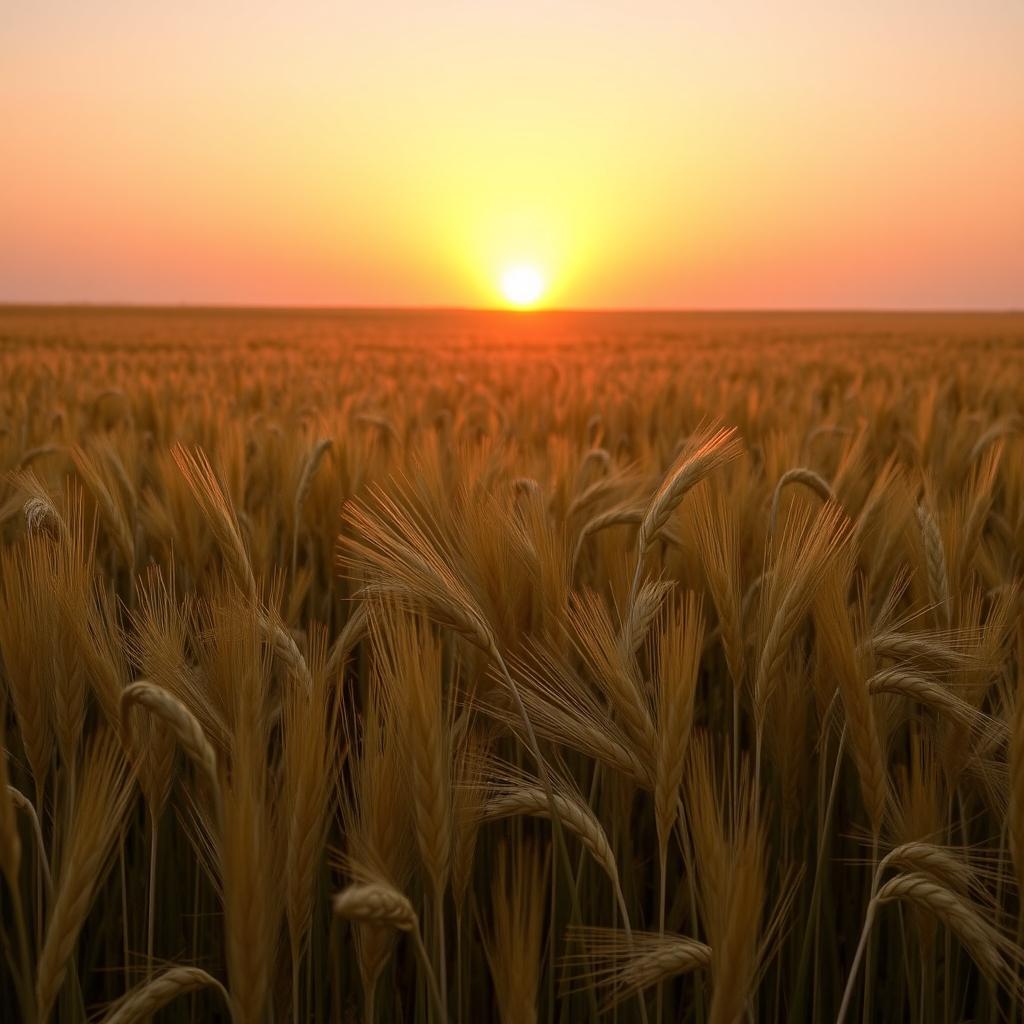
[2,301,1023,316]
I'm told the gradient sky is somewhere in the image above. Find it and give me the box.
[3,2,1023,309]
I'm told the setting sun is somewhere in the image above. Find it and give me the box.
[499,264,546,309]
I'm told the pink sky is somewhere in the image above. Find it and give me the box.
[2,2,1023,309]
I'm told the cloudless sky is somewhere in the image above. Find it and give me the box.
[2,2,1023,308]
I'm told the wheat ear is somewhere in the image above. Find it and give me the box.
[121,682,219,808]
[36,733,134,1021]
[916,501,950,624]
[838,871,1015,1023]
[333,882,447,1020]
[562,927,711,1010]
[291,437,332,576]
[174,444,313,691]
[99,967,229,1024]
[877,842,973,897]
[484,786,619,890]
[868,668,987,734]
[629,425,742,605]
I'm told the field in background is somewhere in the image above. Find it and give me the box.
[1,307,1024,1022]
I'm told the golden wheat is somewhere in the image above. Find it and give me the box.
[1,309,1023,1022]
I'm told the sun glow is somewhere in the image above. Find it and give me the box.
[499,264,546,308]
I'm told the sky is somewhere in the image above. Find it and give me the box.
[2,2,1023,309]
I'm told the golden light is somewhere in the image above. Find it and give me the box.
[499,264,546,308]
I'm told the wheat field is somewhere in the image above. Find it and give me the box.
[1,306,1024,1022]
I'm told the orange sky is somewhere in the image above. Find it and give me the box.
[2,3,1023,309]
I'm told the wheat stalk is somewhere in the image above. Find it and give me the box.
[121,681,219,809]
[562,927,711,1010]
[629,425,742,605]
[36,733,134,1021]
[484,784,619,890]
[98,966,229,1024]
[767,466,836,536]
[333,881,447,1020]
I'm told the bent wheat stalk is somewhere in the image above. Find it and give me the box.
[7,786,53,897]
[837,870,1017,1023]
[99,967,229,1024]
[121,682,220,816]
[292,437,332,578]
[333,882,447,1021]
[768,466,836,537]
[173,444,313,691]
[484,787,620,894]
[628,425,742,608]
[562,927,711,1010]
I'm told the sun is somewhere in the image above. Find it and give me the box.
[499,264,546,308]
